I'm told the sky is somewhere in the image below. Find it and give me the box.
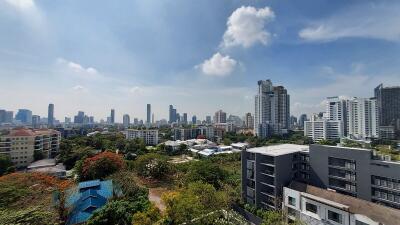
[0,0,400,122]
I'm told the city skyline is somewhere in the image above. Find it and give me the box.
[1,1,400,120]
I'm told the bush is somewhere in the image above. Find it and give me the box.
[135,153,170,179]
[0,155,13,176]
[80,151,124,181]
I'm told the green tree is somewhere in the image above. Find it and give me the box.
[33,150,44,161]
[86,200,149,225]
[223,138,232,146]
[132,203,161,225]
[125,138,146,155]
[318,139,337,146]
[0,155,13,176]
[108,171,148,202]
[185,160,227,189]
[135,153,170,179]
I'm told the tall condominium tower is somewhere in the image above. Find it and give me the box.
[326,96,347,136]
[123,114,130,127]
[254,80,290,137]
[110,109,115,124]
[375,84,400,137]
[183,113,188,124]
[214,110,227,124]
[192,115,197,125]
[146,104,151,125]
[245,112,254,129]
[48,103,54,127]
[346,97,379,140]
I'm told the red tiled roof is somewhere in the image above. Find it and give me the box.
[10,128,35,137]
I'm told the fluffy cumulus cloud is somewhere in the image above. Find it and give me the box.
[299,2,400,42]
[200,52,237,76]
[222,6,275,48]
[5,0,35,11]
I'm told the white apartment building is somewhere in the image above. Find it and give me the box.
[304,117,343,142]
[125,129,159,146]
[283,182,400,225]
[0,128,61,168]
[326,96,348,136]
[346,98,379,140]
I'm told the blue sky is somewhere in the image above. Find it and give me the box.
[1,0,400,122]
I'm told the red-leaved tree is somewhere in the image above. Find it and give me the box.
[81,151,124,181]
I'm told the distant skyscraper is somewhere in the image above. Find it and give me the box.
[214,110,227,124]
[32,115,41,128]
[110,109,115,124]
[183,113,188,124]
[15,109,32,124]
[123,114,130,127]
[375,84,400,137]
[89,116,94,124]
[169,105,178,123]
[48,103,54,127]
[192,115,197,125]
[146,104,151,125]
[152,113,155,124]
[298,114,308,129]
[74,111,85,124]
[206,116,212,124]
[0,110,5,123]
[5,111,13,123]
[245,113,254,129]
[254,80,290,137]
[133,118,138,126]
[346,97,379,140]
[290,115,297,130]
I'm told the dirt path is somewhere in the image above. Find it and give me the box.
[148,187,168,212]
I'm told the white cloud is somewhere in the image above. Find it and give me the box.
[299,3,400,42]
[199,52,237,76]
[71,85,88,93]
[5,0,35,11]
[222,6,275,48]
[57,58,102,80]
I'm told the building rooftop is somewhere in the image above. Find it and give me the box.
[289,181,400,225]
[247,144,309,156]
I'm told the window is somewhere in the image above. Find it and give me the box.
[328,210,342,224]
[305,202,317,214]
[288,196,296,206]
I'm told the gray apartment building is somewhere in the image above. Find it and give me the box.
[242,144,400,211]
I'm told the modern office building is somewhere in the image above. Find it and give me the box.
[146,104,151,125]
[183,113,188,125]
[326,96,347,136]
[110,109,115,124]
[214,110,227,124]
[304,117,343,141]
[74,111,85,124]
[123,114,130,128]
[15,109,32,124]
[346,97,379,140]
[283,181,400,225]
[254,80,290,138]
[125,129,159,146]
[375,84,400,138]
[298,114,308,130]
[192,115,197,125]
[32,115,41,129]
[0,128,61,168]
[206,116,212,124]
[290,116,297,130]
[169,105,177,124]
[245,113,254,129]
[242,144,400,213]
[48,103,54,127]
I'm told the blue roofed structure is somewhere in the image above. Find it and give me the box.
[66,179,114,225]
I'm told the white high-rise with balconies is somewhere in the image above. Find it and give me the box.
[346,97,379,140]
